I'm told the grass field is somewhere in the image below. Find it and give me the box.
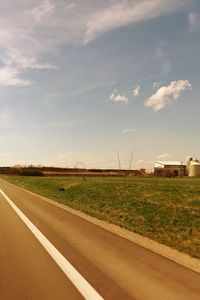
[2,175,200,258]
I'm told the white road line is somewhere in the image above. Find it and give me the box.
[0,189,104,300]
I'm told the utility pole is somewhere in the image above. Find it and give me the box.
[117,152,121,170]
[129,150,134,170]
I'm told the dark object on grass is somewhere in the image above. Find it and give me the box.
[58,187,65,192]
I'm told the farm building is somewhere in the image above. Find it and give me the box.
[154,161,186,177]
[186,157,200,177]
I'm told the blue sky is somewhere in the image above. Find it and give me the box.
[0,0,200,170]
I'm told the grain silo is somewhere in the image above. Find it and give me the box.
[188,161,200,177]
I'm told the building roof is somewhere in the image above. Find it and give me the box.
[155,161,185,168]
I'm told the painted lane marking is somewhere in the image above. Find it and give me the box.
[0,189,104,300]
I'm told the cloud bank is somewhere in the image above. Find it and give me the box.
[24,0,55,23]
[83,0,186,44]
[0,0,189,87]
[0,0,59,86]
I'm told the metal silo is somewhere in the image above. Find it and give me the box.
[189,161,200,177]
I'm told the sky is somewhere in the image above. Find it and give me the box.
[0,0,200,170]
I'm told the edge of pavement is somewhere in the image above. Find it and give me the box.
[2,179,200,274]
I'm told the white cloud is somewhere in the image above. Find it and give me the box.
[0,1,189,87]
[3,49,58,71]
[83,0,186,44]
[144,80,192,112]
[136,160,153,167]
[157,153,171,160]
[133,85,140,96]
[188,12,200,31]
[0,67,32,87]
[123,128,136,133]
[153,82,162,89]
[24,0,55,23]
[109,90,128,103]
[0,1,60,86]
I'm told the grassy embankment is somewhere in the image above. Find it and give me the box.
[2,175,200,258]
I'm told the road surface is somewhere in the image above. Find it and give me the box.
[0,179,199,300]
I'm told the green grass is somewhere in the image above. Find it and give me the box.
[2,175,200,258]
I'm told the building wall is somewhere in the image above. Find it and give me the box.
[155,165,186,177]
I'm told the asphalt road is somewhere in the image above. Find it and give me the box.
[0,179,200,300]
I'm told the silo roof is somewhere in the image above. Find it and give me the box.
[190,161,200,166]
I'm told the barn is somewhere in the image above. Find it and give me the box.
[154,161,186,177]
